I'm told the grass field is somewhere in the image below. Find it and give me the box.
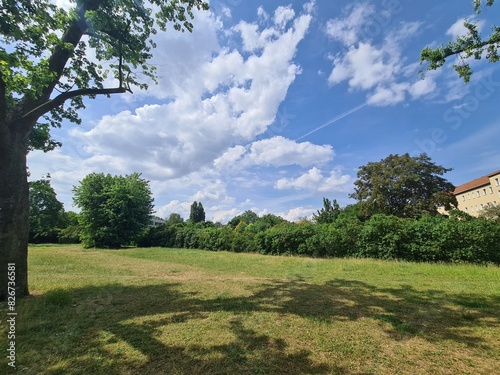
[1,244,499,374]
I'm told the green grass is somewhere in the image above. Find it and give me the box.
[1,244,500,374]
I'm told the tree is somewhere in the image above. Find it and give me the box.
[165,212,184,225]
[350,153,457,219]
[73,173,154,248]
[420,0,499,82]
[189,201,205,223]
[57,211,82,244]
[28,177,66,243]
[0,0,209,300]
[312,198,342,224]
[228,210,259,228]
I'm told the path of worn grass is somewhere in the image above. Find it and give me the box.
[1,245,499,374]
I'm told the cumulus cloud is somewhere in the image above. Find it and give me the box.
[367,82,409,106]
[279,207,316,222]
[325,3,439,106]
[214,136,334,170]
[328,42,400,90]
[274,5,296,29]
[71,9,313,181]
[275,167,351,193]
[325,3,375,45]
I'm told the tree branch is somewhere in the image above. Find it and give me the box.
[22,86,128,122]
[19,0,99,120]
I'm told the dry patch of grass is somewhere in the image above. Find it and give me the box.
[1,245,499,374]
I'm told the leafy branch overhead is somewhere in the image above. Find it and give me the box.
[420,0,500,82]
[0,0,209,151]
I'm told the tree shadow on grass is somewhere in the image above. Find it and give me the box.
[9,278,500,374]
[13,283,336,375]
[250,279,500,346]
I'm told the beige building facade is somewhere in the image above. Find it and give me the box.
[452,170,500,217]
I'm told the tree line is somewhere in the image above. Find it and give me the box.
[29,154,500,264]
[137,208,500,265]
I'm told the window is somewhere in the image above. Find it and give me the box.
[462,196,466,202]
[483,188,487,196]
[495,178,499,186]
[477,191,481,197]
[464,207,468,212]
[490,187,494,194]
[480,204,484,210]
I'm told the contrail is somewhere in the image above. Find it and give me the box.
[296,102,367,141]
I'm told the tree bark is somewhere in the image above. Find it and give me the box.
[0,119,31,301]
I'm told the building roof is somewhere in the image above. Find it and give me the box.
[454,170,500,195]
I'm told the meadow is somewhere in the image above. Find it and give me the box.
[1,244,499,374]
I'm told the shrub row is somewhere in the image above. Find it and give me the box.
[137,214,500,264]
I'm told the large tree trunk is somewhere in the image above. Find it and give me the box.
[0,120,31,301]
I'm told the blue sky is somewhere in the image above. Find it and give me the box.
[28,0,500,222]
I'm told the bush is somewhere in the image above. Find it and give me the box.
[256,222,315,256]
[357,215,406,260]
[131,210,500,265]
[57,225,82,244]
[136,225,179,248]
[198,227,233,251]
[401,216,444,262]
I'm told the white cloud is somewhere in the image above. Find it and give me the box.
[409,78,437,100]
[213,145,247,170]
[275,167,351,193]
[274,5,295,29]
[279,207,316,222]
[221,6,231,19]
[257,6,269,22]
[70,10,313,181]
[303,0,316,14]
[446,16,485,39]
[245,137,333,167]
[328,42,400,90]
[156,200,192,220]
[325,4,438,106]
[367,82,408,106]
[390,21,422,44]
[214,136,334,170]
[325,3,375,45]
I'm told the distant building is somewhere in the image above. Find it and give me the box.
[450,170,500,217]
[149,218,165,227]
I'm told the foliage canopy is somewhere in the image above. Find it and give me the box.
[29,177,66,243]
[0,0,210,150]
[313,198,342,224]
[189,201,205,223]
[73,172,154,248]
[349,153,457,218]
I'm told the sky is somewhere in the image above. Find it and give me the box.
[28,0,500,223]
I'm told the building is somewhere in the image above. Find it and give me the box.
[149,218,165,227]
[452,170,500,217]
